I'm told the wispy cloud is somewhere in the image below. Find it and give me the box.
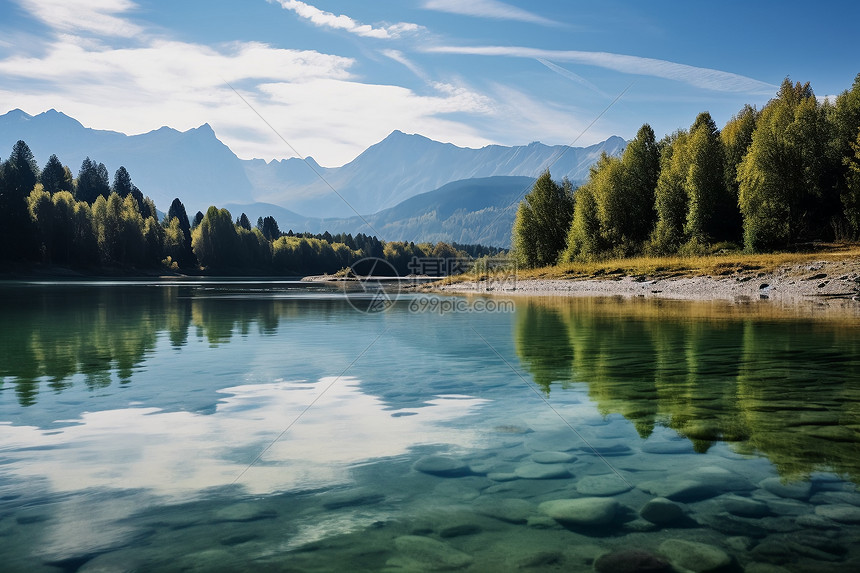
[423,0,558,27]
[381,49,429,82]
[536,58,608,98]
[14,0,144,37]
[270,0,422,39]
[424,45,776,94]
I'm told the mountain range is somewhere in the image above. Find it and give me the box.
[0,109,625,246]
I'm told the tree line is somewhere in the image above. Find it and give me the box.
[0,144,489,275]
[513,75,860,267]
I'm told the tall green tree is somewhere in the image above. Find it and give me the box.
[76,157,110,203]
[829,74,860,237]
[590,153,630,253]
[512,171,574,267]
[721,105,758,241]
[27,184,53,262]
[844,130,860,236]
[41,154,73,194]
[738,79,831,250]
[651,131,691,254]
[621,123,660,243]
[258,215,281,241]
[562,181,602,261]
[191,206,240,270]
[166,198,194,266]
[112,166,134,198]
[684,112,730,245]
[0,140,39,260]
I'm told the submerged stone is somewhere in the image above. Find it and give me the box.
[814,504,860,523]
[413,456,472,478]
[514,463,571,480]
[594,549,672,573]
[392,535,472,569]
[658,539,731,572]
[474,498,534,524]
[639,497,684,525]
[722,495,770,518]
[759,477,811,500]
[531,451,576,464]
[576,474,633,496]
[538,497,619,526]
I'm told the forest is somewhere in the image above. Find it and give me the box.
[0,143,498,276]
[513,76,860,267]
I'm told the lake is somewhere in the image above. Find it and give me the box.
[1,281,859,572]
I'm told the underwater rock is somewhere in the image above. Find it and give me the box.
[392,535,473,569]
[413,456,473,478]
[538,497,619,526]
[759,477,811,500]
[514,463,571,480]
[593,549,672,573]
[658,539,731,572]
[639,497,684,525]
[722,495,770,518]
[814,504,860,523]
[531,451,577,464]
[474,498,534,524]
[576,474,633,496]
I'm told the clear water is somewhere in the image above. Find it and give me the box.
[0,282,859,572]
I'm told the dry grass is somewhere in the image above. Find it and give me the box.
[443,243,860,284]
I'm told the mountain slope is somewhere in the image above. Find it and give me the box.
[0,109,256,210]
[245,130,626,217]
[226,176,538,247]
[0,109,624,228]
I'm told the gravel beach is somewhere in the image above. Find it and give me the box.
[434,258,860,311]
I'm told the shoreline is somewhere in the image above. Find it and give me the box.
[432,258,860,310]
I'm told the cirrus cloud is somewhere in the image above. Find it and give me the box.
[270,0,423,39]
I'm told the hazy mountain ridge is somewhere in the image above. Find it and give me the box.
[245,130,626,217]
[0,109,626,246]
[225,176,537,247]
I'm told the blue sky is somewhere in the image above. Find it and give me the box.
[0,0,857,166]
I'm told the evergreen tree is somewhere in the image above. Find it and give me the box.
[41,154,72,194]
[237,212,252,230]
[512,171,574,267]
[192,211,204,229]
[258,215,281,241]
[167,198,195,265]
[76,157,110,203]
[112,166,134,198]
[0,140,39,260]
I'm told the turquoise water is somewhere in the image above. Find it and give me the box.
[0,282,859,572]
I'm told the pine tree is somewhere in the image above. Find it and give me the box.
[41,154,72,194]
[112,166,134,198]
